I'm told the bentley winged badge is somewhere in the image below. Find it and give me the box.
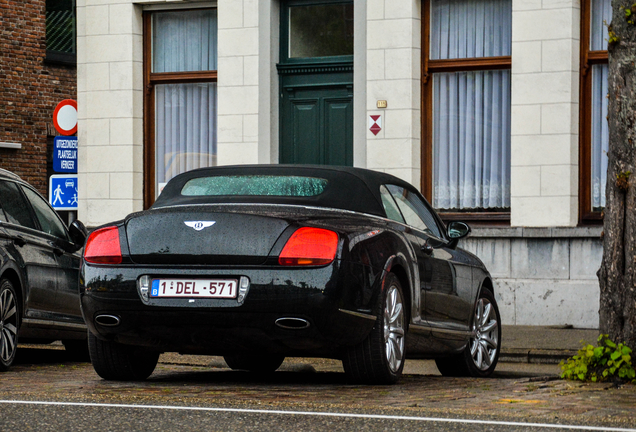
[184,221,216,231]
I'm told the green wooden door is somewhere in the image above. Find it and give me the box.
[280,80,353,165]
[278,0,354,166]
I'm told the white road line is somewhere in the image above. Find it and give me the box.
[0,400,634,431]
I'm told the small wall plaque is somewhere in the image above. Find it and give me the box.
[377,100,388,109]
[369,115,382,136]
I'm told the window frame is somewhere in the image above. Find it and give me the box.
[142,9,218,209]
[45,0,77,65]
[0,180,39,231]
[579,0,609,225]
[279,0,354,65]
[380,185,406,224]
[21,185,71,241]
[386,184,444,239]
[421,0,512,225]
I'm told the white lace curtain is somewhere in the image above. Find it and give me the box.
[431,0,512,210]
[590,0,611,52]
[152,10,218,195]
[155,83,217,186]
[591,0,611,209]
[591,64,609,210]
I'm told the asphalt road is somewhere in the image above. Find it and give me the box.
[0,346,634,432]
[2,400,634,432]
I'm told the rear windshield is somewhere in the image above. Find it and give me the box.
[181,175,328,197]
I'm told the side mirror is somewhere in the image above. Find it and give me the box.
[447,221,471,240]
[69,220,88,247]
[446,221,471,250]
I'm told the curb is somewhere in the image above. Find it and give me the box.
[500,348,577,365]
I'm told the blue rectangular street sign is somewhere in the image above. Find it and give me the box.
[49,174,78,210]
[53,136,78,173]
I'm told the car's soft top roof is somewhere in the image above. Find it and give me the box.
[152,164,421,217]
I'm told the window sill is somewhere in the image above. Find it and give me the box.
[439,211,510,226]
[579,211,603,226]
[45,51,76,67]
[469,226,603,239]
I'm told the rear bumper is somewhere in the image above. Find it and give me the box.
[80,261,379,357]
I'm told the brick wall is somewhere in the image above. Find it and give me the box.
[0,0,76,196]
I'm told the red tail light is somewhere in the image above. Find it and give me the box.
[84,226,122,264]
[278,227,338,266]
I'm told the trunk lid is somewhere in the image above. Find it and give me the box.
[125,207,290,265]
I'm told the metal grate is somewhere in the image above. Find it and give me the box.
[46,10,75,53]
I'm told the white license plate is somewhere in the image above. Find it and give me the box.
[150,278,238,299]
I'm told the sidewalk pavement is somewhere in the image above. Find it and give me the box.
[500,325,599,364]
[157,325,600,369]
[30,325,597,366]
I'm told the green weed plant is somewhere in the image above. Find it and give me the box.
[560,334,636,383]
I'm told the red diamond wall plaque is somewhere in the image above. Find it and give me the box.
[369,115,382,136]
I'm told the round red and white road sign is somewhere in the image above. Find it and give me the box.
[53,99,78,136]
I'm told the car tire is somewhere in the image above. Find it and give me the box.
[0,278,20,372]
[88,331,159,380]
[342,272,406,385]
[63,339,91,362]
[435,288,501,378]
[223,354,285,373]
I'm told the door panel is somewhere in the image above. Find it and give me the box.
[6,226,59,317]
[290,99,320,164]
[280,78,353,166]
[53,247,82,320]
[424,248,466,330]
[0,181,58,317]
[20,185,82,320]
[415,234,473,334]
[324,98,353,165]
[384,183,472,332]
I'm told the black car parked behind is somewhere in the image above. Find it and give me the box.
[0,168,87,371]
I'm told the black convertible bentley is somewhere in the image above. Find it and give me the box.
[80,165,501,384]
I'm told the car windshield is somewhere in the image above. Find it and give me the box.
[181,175,328,197]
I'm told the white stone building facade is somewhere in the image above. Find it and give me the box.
[77,0,606,328]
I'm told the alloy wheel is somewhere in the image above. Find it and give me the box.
[470,297,499,371]
[0,286,18,364]
[383,283,405,373]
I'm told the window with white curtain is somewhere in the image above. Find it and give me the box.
[580,0,610,221]
[424,0,512,214]
[590,0,611,211]
[144,9,218,205]
[591,62,609,210]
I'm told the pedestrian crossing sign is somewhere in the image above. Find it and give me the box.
[49,174,78,210]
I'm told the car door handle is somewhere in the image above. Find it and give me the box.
[48,240,66,256]
[13,235,26,247]
[421,242,434,256]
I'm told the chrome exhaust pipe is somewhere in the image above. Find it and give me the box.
[95,314,121,327]
[275,317,310,330]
